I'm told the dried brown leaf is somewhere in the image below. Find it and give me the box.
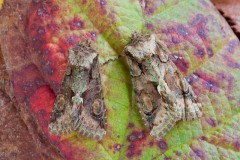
[212,0,240,38]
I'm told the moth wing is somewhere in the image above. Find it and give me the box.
[125,33,202,139]
[155,37,203,121]
[150,58,202,138]
[49,42,106,140]
[127,57,175,137]
[155,37,170,63]
[180,77,203,120]
[132,61,179,139]
[149,104,177,139]
[49,67,75,134]
[74,56,106,140]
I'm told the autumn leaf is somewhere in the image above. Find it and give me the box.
[0,0,240,159]
[0,42,62,159]
[212,0,240,38]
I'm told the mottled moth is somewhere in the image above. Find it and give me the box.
[49,41,106,140]
[123,33,202,139]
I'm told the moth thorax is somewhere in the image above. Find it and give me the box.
[68,43,97,69]
[92,99,102,116]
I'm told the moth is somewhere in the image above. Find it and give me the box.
[123,33,202,139]
[49,41,106,140]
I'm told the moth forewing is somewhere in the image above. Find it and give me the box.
[124,33,202,139]
[49,41,107,140]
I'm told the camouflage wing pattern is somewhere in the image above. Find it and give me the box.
[124,33,202,139]
[49,41,106,140]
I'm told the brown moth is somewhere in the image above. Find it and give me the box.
[123,33,202,139]
[49,41,106,140]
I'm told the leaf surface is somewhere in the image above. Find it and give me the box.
[0,0,239,159]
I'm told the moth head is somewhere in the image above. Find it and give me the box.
[68,41,97,69]
[124,34,157,62]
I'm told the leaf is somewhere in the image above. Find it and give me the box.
[0,48,62,159]
[0,0,240,159]
[0,89,64,159]
[212,0,240,38]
